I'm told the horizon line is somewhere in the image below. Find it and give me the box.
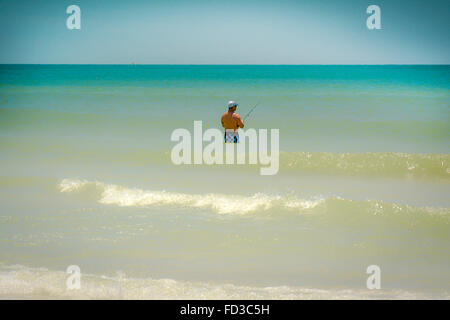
[0,63,449,66]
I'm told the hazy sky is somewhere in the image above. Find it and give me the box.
[0,0,449,64]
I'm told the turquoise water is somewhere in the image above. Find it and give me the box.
[0,65,449,299]
[1,65,448,153]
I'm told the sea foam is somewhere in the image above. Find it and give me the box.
[59,178,323,215]
[0,264,439,300]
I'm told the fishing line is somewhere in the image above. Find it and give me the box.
[243,102,260,121]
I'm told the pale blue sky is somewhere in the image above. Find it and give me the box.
[0,0,449,64]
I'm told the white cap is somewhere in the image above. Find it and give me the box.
[228,101,238,108]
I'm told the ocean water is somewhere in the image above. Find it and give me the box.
[0,65,449,299]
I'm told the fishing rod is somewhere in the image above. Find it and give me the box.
[243,102,260,121]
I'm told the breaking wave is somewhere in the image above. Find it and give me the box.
[59,178,323,215]
[59,179,449,226]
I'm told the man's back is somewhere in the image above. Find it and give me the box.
[221,111,244,130]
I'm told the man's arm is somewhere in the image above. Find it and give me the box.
[235,114,244,128]
[221,114,226,128]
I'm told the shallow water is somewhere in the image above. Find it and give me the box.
[0,65,449,299]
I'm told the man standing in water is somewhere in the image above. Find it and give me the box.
[221,101,244,143]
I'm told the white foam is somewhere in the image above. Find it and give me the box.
[59,178,323,215]
[0,264,439,300]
